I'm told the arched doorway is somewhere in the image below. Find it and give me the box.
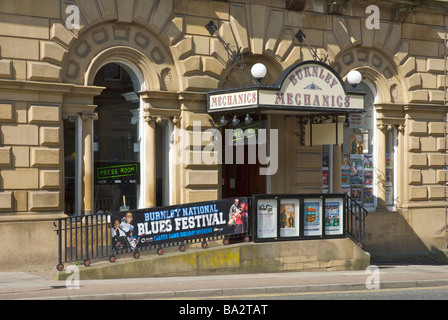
[92,63,142,213]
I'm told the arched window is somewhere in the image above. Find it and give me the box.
[92,63,142,213]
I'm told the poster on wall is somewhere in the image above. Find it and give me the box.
[364,154,373,170]
[350,158,364,185]
[257,199,277,239]
[341,170,350,186]
[325,198,343,235]
[341,153,350,170]
[364,188,374,207]
[350,134,364,155]
[322,170,329,188]
[351,187,362,202]
[280,200,300,238]
[386,186,394,205]
[386,152,393,168]
[341,187,350,195]
[364,170,373,186]
[304,199,322,236]
[110,197,249,251]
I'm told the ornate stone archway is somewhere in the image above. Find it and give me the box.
[61,21,180,92]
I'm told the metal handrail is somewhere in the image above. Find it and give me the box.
[345,195,368,249]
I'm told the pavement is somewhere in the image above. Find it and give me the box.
[2,264,448,300]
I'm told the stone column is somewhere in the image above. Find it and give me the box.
[377,123,387,209]
[144,115,160,208]
[81,112,97,215]
[333,144,342,193]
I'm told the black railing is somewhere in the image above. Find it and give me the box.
[55,214,112,270]
[54,194,367,271]
[345,194,368,249]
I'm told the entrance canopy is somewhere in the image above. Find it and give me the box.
[207,60,365,146]
[207,60,365,116]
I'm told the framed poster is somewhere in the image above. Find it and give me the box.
[279,199,300,238]
[364,170,373,186]
[350,134,364,155]
[322,170,329,188]
[341,170,350,186]
[325,198,343,235]
[350,158,364,185]
[364,154,373,170]
[351,187,362,202]
[304,199,322,236]
[341,153,350,170]
[257,199,277,239]
[364,188,374,207]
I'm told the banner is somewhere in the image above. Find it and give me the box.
[110,197,249,251]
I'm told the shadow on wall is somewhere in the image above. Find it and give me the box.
[366,210,448,264]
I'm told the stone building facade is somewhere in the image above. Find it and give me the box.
[0,0,448,270]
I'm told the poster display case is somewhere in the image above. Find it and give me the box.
[253,194,346,242]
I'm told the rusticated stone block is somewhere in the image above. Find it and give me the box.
[408,136,420,152]
[13,191,27,212]
[1,169,38,189]
[40,41,67,66]
[40,127,60,145]
[0,59,12,79]
[427,58,448,73]
[409,186,427,200]
[30,148,60,167]
[410,154,427,167]
[0,147,11,166]
[436,170,448,184]
[0,192,12,211]
[428,186,446,200]
[50,22,76,48]
[1,124,38,146]
[12,146,29,167]
[428,154,447,168]
[409,170,422,185]
[29,105,60,124]
[420,137,436,152]
[28,191,60,211]
[429,122,446,136]
[421,169,436,184]
[0,103,13,122]
[408,120,427,135]
[27,61,61,82]
[39,170,60,189]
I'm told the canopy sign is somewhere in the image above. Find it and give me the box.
[207,61,364,114]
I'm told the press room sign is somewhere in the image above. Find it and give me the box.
[95,163,140,185]
[207,61,364,114]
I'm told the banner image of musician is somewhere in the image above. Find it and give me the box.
[227,198,249,234]
[110,197,249,251]
[112,211,137,250]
